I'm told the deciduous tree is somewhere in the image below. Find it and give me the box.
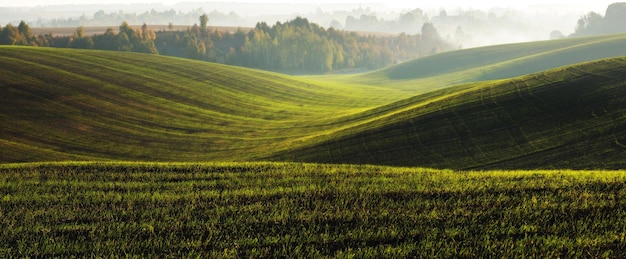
[200,14,209,36]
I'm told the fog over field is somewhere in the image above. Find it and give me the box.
[0,1,621,48]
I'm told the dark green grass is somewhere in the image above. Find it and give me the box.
[273,57,626,169]
[1,162,625,257]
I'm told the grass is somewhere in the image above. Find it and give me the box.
[3,41,626,169]
[3,35,626,257]
[273,57,626,169]
[311,33,626,93]
[0,46,405,162]
[1,162,626,257]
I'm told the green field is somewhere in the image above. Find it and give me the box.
[326,33,626,92]
[2,162,626,257]
[2,33,626,256]
[3,34,626,168]
[276,57,626,169]
[0,46,406,162]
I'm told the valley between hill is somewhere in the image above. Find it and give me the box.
[3,31,626,258]
[3,34,626,169]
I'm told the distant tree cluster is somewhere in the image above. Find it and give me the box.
[571,2,626,37]
[343,8,428,35]
[1,17,452,74]
[157,17,451,73]
[64,22,158,53]
[0,21,158,54]
[34,8,220,28]
[0,21,47,46]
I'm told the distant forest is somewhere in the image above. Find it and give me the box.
[569,2,626,37]
[0,17,451,74]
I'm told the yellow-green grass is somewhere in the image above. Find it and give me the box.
[273,57,626,169]
[4,42,626,257]
[0,46,405,162]
[1,162,625,257]
[3,42,626,170]
[310,33,626,93]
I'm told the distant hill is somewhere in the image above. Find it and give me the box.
[334,33,626,93]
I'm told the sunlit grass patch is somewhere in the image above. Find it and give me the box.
[1,162,625,257]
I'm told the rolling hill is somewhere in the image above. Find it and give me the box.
[3,31,626,258]
[273,57,626,169]
[0,46,404,162]
[2,34,626,169]
[314,33,626,93]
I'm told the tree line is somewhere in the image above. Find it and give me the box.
[0,16,452,74]
[570,2,626,37]
[0,21,158,54]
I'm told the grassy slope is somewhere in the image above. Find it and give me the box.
[3,37,626,169]
[2,162,625,257]
[272,57,626,169]
[311,33,626,93]
[0,46,405,162]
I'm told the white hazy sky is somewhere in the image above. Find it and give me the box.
[0,0,617,11]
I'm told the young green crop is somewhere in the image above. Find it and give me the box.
[4,38,626,169]
[277,57,626,170]
[0,46,405,163]
[1,162,625,257]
